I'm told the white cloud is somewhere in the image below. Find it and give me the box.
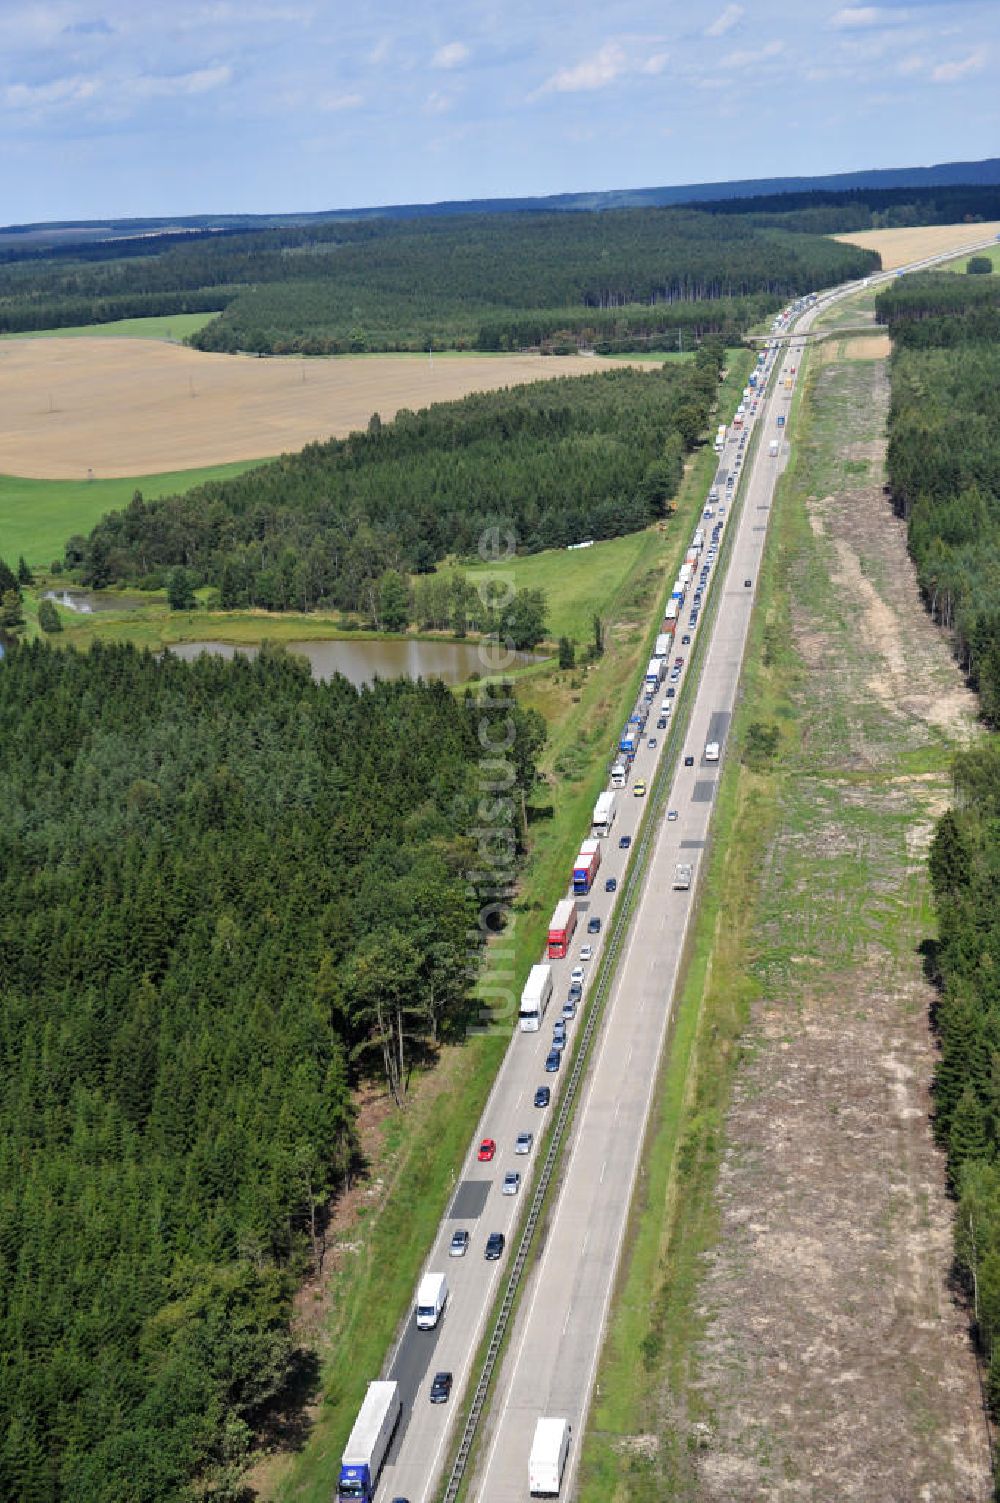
[719,38,784,69]
[641,51,669,75]
[931,46,986,81]
[705,5,743,38]
[129,64,232,98]
[319,90,363,111]
[423,89,454,114]
[896,52,924,74]
[432,41,469,69]
[3,74,101,110]
[830,6,908,29]
[538,41,628,93]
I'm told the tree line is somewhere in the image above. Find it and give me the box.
[0,205,877,346]
[881,264,1000,1419]
[69,350,723,615]
[0,640,543,1500]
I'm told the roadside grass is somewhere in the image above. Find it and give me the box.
[0,311,221,341]
[268,354,752,1502]
[937,245,1000,274]
[0,460,268,569]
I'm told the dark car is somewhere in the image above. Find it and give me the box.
[534,1086,551,1108]
[619,834,631,850]
[567,982,582,1002]
[647,736,657,750]
[665,686,676,699]
[684,754,695,767]
[484,1232,505,1260]
[744,578,752,587]
[544,1049,561,1073]
[657,716,668,730]
[605,876,618,893]
[681,634,691,645]
[587,915,601,934]
[430,1372,453,1403]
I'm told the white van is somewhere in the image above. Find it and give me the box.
[529,1417,571,1496]
[705,742,720,763]
[415,1272,449,1330]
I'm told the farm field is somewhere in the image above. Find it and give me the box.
[831,220,1000,269]
[0,337,635,479]
[0,460,265,567]
[0,311,220,341]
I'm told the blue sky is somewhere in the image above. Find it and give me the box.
[2,0,997,221]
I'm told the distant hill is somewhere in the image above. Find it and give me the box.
[3,156,1000,251]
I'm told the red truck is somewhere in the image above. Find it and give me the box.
[547,899,578,959]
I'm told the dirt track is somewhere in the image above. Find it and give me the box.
[832,221,1000,270]
[0,341,629,479]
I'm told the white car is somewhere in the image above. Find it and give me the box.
[570,965,584,986]
[579,944,593,962]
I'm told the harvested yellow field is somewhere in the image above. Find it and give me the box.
[0,340,632,480]
[832,221,1000,270]
[843,333,892,360]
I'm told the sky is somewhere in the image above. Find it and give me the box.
[2,0,998,223]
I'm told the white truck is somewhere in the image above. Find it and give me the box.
[592,790,616,837]
[705,741,720,763]
[673,863,693,891]
[519,963,553,1032]
[415,1271,448,1330]
[337,1381,401,1503]
[529,1416,572,1496]
[768,438,779,458]
[653,633,670,659]
[610,760,628,789]
[714,423,727,452]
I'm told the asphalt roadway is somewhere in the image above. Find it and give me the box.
[372,237,1000,1503]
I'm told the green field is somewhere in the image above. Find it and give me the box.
[0,459,269,569]
[0,311,220,341]
[937,243,1000,273]
[452,531,661,643]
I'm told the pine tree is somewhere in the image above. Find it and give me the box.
[16,554,34,586]
[950,1084,989,1177]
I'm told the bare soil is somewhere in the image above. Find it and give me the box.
[0,340,631,479]
[688,354,990,1500]
[832,221,1000,271]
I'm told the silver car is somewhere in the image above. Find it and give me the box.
[515,1131,534,1155]
[502,1172,521,1196]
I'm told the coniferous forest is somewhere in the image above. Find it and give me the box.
[0,641,543,1501]
[71,350,723,609]
[881,266,1000,1412]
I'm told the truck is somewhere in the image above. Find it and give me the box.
[619,730,640,760]
[610,760,628,789]
[661,618,676,641]
[548,899,577,960]
[714,424,727,452]
[416,1271,448,1330]
[679,563,693,585]
[705,741,720,763]
[653,633,670,659]
[529,1417,572,1497]
[693,530,705,549]
[519,962,553,1031]
[572,838,601,896]
[768,439,779,458]
[338,1381,401,1503]
[644,657,663,690]
[685,547,699,567]
[672,863,693,891]
[592,790,617,837]
[665,599,679,623]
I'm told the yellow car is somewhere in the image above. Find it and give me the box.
[633,781,647,797]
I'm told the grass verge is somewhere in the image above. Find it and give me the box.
[0,311,221,341]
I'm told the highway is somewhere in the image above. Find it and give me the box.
[366,235,999,1503]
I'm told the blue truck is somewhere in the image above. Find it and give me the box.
[338,1381,401,1503]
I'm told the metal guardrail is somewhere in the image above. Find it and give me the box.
[439,375,764,1503]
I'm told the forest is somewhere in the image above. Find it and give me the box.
[0,205,878,347]
[70,349,723,613]
[0,640,543,1501]
[881,266,1000,1415]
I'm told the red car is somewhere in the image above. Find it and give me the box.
[477,1138,496,1162]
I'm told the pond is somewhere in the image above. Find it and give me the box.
[165,637,544,687]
